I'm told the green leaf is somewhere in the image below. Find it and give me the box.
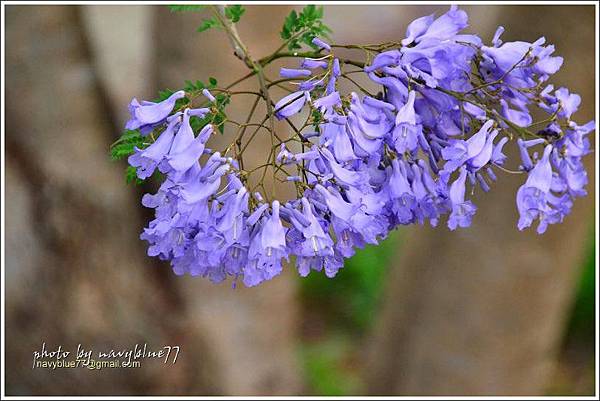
[280,5,332,51]
[110,129,146,160]
[168,5,205,12]
[112,129,142,146]
[169,5,236,34]
[189,115,207,133]
[181,78,217,95]
[183,80,204,92]
[125,165,143,185]
[155,88,175,102]
[280,10,298,40]
[316,6,324,19]
[213,93,230,134]
[224,5,245,23]
[113,130,167,184]
[311,108,323,129]
[302,5,317,21]
[197,17,221,33]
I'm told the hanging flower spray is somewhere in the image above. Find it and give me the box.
[111,5,594,287]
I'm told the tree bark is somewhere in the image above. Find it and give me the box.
[5,6,204,395]
[364,5,596,396]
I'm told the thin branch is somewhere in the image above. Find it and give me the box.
[214,5,252,68]
[340,74,377,97]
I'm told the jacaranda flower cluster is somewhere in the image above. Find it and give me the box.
[124,6,594,286]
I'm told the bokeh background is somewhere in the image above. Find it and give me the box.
[4,4,596,396]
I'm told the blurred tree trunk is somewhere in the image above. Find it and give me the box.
[5,6,202,395]
[364,6,595,396]
[152,6,303,395]
[5,5,300,396]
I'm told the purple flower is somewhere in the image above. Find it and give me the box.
[500,99,532,127]
[326,59,341,95]
[386,159,417,224]
[301,58,329,69]
[315,184,386,245]
[410,163,441,226]
[288,198,336,276]
[126,90,185,133]
[346,93,392,157]
[398,7,480,91]
[320,147,367,188]
[245,201,288,286]
[480,34,563,102]
[320,122,357,163]
[367,73,408,109]
[179,152,230,203]
[517,138,545,171]
[202,89,216,103]
[404,5,468,44]
[491,136,509,165]
[364,50,401,73]
[167,111,213,173]
[312,37,331,51]
[276,144,295,164]
[274,91,309,120]
[441,120,497,174]
[364,96,395,112]
[280,67,312,78]
[128,117,178,179]
[554,87,581,119]
[313,91,341,112]
[516,145,557,233]
[447,167,476,230]
[124,6,593,287]
[216,186,249,246]
[392,91,422,154]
